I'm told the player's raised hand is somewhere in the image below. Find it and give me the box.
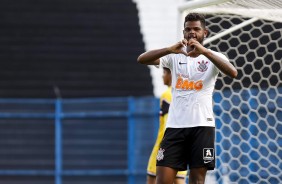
[187,38,207,58]
[167,39,189,56]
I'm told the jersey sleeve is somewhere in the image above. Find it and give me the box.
[211,51,230,76]
[159,88,172,117]
[160,54,173,70]
[160,99,170,117]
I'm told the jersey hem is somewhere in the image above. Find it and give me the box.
[166,125,215,128]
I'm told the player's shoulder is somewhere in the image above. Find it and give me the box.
[161,54,186,70]
[163,53,186,61]
[206,49,228,60]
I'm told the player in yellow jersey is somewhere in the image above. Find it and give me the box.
[147,67,187,184]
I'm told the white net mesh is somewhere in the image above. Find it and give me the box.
[177,11,282,183]
[202,14,282,184]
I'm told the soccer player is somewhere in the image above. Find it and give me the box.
[137,13,237,184]
[147,67,187,184]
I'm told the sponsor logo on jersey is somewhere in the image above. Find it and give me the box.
[197,60,209,72]
[175,74,203,91]
[203,148,214,163]
[157,148,165,161]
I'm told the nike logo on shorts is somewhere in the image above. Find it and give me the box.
[204,160,212,164]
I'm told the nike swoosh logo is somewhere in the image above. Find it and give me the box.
[179,62,187,64]
[204,161,212,164]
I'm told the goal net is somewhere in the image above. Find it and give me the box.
[178,0,282,183]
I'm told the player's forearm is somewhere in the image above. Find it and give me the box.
[203,49,238,78]
[137,48,171,65]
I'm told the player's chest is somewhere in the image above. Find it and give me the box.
[175,58,212,79]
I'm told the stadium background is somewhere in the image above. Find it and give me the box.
[0,0,281,183]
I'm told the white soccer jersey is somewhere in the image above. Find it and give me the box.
[160,50,229,128]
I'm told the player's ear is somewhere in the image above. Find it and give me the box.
[204,29,209,38]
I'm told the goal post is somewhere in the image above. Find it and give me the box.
[177,0,282,40]
[178,1,282,183]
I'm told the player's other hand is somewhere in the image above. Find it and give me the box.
[167,39,189,56]
[187,39,207,58]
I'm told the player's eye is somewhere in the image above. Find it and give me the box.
[184,28,191,32]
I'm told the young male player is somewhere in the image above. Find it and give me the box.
[147,67,186,184]
[137,13,237,184]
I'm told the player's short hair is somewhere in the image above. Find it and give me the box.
[184,13,206,28]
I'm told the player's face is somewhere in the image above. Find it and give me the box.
[162,69,171,86]
[183,21,207,44]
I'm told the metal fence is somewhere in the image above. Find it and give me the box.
[0,97,159,184]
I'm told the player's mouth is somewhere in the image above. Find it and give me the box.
[188,35,197,40]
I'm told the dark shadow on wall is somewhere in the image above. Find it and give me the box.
[0,0,152,98]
